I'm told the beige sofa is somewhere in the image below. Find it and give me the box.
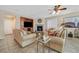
[13,29,36,47]
[46,36,65,53]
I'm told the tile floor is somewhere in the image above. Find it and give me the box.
[0,35,79,53]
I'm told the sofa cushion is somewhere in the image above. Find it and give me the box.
[22,33,36,41]
[22,30,27,35]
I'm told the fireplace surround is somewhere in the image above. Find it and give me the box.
[36,25,43,32]
[37,26,43,31]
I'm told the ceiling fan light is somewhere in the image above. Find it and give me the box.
[52,11,56,14]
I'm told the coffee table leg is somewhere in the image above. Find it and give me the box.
[42,43,44,53]
[48,41,50,53]
[37,41,39,53]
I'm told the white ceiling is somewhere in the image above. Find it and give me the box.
[0,5,79,19]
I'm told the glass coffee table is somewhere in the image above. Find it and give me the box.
[36,34,51,53]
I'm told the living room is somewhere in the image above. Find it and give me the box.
[0,5,79,53]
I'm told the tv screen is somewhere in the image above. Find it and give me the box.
[24,22,33,27]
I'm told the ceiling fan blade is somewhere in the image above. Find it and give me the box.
[48,9,53,14]
[48,5,67,14]
[59,8,67,10]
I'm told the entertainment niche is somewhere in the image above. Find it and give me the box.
[20,17,33,32]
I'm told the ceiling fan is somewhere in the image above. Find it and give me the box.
[48,5,67,14]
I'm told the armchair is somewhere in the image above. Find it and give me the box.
[46,36,65,53]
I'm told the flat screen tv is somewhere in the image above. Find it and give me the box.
[24,22,33,27]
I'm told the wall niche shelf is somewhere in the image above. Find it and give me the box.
[65,27,79,39]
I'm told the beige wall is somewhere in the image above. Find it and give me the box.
[46,18,58,30]
[0,15,4,35]
[4,16,16,34]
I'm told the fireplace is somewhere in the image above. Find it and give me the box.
[37,26,43,32]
